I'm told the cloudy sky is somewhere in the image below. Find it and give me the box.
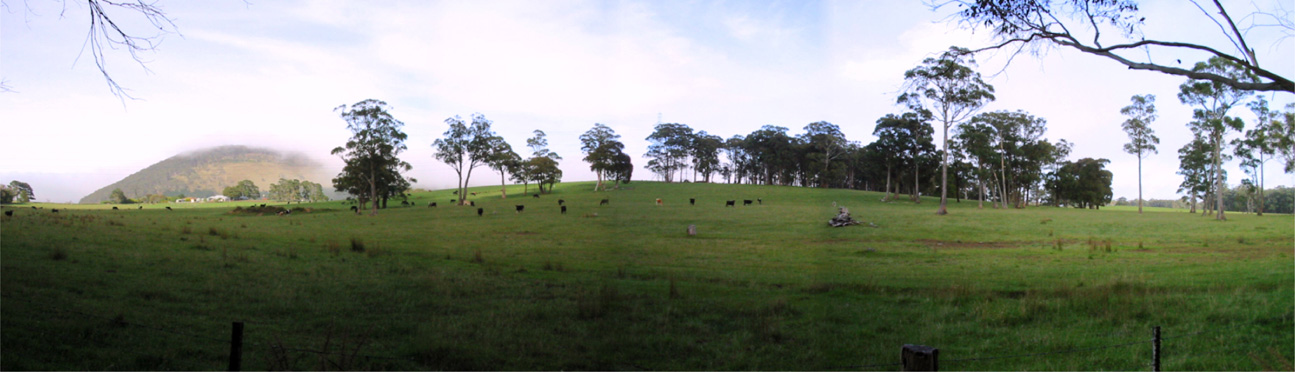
[2,0,1292,203]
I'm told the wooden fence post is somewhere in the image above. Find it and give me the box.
[229,321,244,371]
[1152,326,1161,372]
[902,344,938,371]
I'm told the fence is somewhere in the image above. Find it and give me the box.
[2,293,1288,370]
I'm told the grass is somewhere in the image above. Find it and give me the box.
[1,181,1291,370]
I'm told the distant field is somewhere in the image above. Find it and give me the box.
[2,181,1291,370]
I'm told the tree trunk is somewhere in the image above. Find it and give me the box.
[885,165,892,201]
[1258,165,1265,216]
[936,123,949,215]
[500,171,508,199]
[1137,150,1143,214]
[1190,192,1197,214]
[913,157,921,203]
[1214,133,1226,221]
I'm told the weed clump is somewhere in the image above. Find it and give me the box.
[471,249,484,264]
[50,247,68,261]
[349,237,365,252]
[326,241,341,256]
[542,261,565,272]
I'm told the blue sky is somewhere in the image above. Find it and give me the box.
[1,0,1292,203]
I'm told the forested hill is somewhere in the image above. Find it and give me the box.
[79,146,332,204]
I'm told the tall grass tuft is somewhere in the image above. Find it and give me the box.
[471,249,484,264]
[349,237,365,252]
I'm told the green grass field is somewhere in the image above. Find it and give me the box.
[2,181,1291,370]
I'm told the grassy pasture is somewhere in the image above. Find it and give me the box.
[1,181,1291,370]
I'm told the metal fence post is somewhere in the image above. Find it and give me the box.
[229,322,244,371]
[1152,326,1161,372]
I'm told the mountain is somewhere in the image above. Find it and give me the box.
[79,145,334,204]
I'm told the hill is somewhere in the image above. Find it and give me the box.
[78,145,332,204]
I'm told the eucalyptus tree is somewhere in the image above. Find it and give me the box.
[1279,103,1295,174]
[874,112,935,202]
[691,131,724,183]
[1177,132,1213,214]
[955,120,999,208]
[1231,97,1280,215]
[434,114,495,205]
[800,121,850,188]
[644,123,694,182]
[608,152,634,187]
[7,180,34,203]
[580,123,624,191]
[744,125,798,185]
[1120,94,1160,213]
[330,99,413,215]
[1178,56,1256,220]
[939,0,1292,93]
[524,130,562,194]
[899,46,996,215]
[485,137,520,198]
[723,135,750,184]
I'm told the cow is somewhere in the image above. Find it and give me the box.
[429,202,438,208]
[451,199,457,203]
[725,200,735,207]
[743,200,753,206]
[4,210,12,216]
[350,205,359,213]
[30,206,36,209]
[690,198,695,206]
[758,198,763,205]
[51,209,59,213]
[471,192,477,196]
[453,190,460,195]
[478,208,484,217]
[261,204,267,208]
[599,199,609,206]
[515,205,525,213]
[655,198,663,206]
[558,199,565,206]
[533,194,540,198]
[138,206,143,210]
[112,206,119,210]
[166,206,173,211]
[561,205,567,214]
[470,201,476,207]
[400,200,409,206]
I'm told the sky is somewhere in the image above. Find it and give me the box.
[2,0,1292,203]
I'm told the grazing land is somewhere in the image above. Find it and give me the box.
[2,181,1291,370]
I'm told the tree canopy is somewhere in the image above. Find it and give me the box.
[330,99,413,214]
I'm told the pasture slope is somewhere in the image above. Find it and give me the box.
[1,181,1291,370]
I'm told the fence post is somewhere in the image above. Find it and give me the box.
[1152,326,1161,372]
[229,321,244,371]
[902,344,938,371]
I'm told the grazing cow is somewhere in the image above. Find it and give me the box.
[453,190,460,195]
[470,201,476,206]
[31,206,36,209]
[261,204,267,208]
[401,200,409,206]
[51,209,59,213]
[350,205,359,213]
[138,206,142,210]
[477,208,484,217]
[4,210,12,216]
[166,206,173,211]
[743,200,753,206]
[558,199,565,206]
[757,198,763,205]
[515,205,525,213]
[599,199,609,206]
[533,194,540,198]
[112,206,119,210]
[429,202,438,208]
[655,198,663,206]
[471,192,477,196]
[451,199,457,203]
[725,200,735,207]
[690,198,695,205]
[561,205,567,214]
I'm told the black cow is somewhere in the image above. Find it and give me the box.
[4,210,12,216]
[453,190,460,195]
[515,205,525,213]
[478,208,484,217]
[451,199,457,203]
[558,199,565,206]
[561,206,567,214]
[401,200,409,206]
[429,202,438,208]
[533,194,540,198]
[351,205,359,212]
[743,200,753,206]
[725,200,735,207]
[31,206,36,209]
[470,201,476,206]
[599,199,609,206]
[261,204,267,208]
[51,209,59,213]
[112,206,119,210]
[758,198,763,205]
[689,198,695,205]
[166,206,173,211]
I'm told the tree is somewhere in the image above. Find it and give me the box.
[269,178,302,203]
[527,156,563,193]
[1120,94,1159,213]
[899,46,996,215]
[0,186,14,204]
[433,114,497,205]
[330,99,413,215]
[1231,97,1279,216]
[579,124,624,191]
[1178,56,1255,221]
[1049,158,1113,209]
[223,179,260,200]
[940,0,1293,93]
[608,152,634,186]
[7,181,34,203]
[485,136,520,198]
[800,121,851,188]
[691,131,724,183]
[644,123,694,182]
[1177,133,1212,214]
[109,188,129,204]
[526,130,561,161]
[1278,103,1295,174]
[874,112,936,202]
